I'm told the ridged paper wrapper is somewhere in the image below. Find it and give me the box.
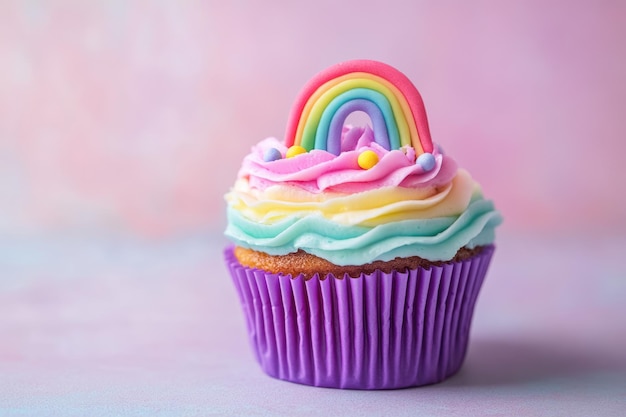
[224,245,494,389]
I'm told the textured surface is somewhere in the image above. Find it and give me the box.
[232,245,486,278]
[1,233,625,416]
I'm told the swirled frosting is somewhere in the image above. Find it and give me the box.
[225,126,501,265]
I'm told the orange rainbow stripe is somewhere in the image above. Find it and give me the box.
[285,60,433,155]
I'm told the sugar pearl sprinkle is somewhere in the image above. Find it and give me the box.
[286,145,307,158]
[416,152,436,172]
[263,147,283,162]
[358,150,379,169]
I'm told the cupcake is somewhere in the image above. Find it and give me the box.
[224,60,502,389]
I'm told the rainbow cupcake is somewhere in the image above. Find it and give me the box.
[224,60,502,389]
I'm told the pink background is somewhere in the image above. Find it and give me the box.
[1,1,625,238]
[1,2,625,416]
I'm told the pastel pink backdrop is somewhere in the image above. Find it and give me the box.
[1,1,624,238]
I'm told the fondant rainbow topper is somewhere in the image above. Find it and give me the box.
[284,60,434,156]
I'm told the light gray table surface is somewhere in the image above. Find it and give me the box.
[1,232,624,416]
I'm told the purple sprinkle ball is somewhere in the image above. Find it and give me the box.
[417,152,436,172]
[263,147,282,162]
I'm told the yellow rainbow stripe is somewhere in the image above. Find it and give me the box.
[293,72,424,154]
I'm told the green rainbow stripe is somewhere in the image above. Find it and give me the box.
[300,80,410,153]
[285,61,434,155]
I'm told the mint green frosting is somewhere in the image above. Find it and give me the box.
[225,197,502,266]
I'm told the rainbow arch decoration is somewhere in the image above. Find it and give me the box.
[285,60,434,156]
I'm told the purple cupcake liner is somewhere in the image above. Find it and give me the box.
[224,246,494,390]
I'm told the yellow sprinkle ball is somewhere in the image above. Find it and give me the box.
[358,150,379,169]
[286,145,307,158]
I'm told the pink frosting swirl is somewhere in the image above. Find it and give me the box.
[239,127,457,194]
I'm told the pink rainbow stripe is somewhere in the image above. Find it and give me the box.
[285,60,434,154]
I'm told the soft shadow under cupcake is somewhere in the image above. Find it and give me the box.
[443,336,623,387]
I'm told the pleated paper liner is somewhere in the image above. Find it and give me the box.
[224,245,494,390]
